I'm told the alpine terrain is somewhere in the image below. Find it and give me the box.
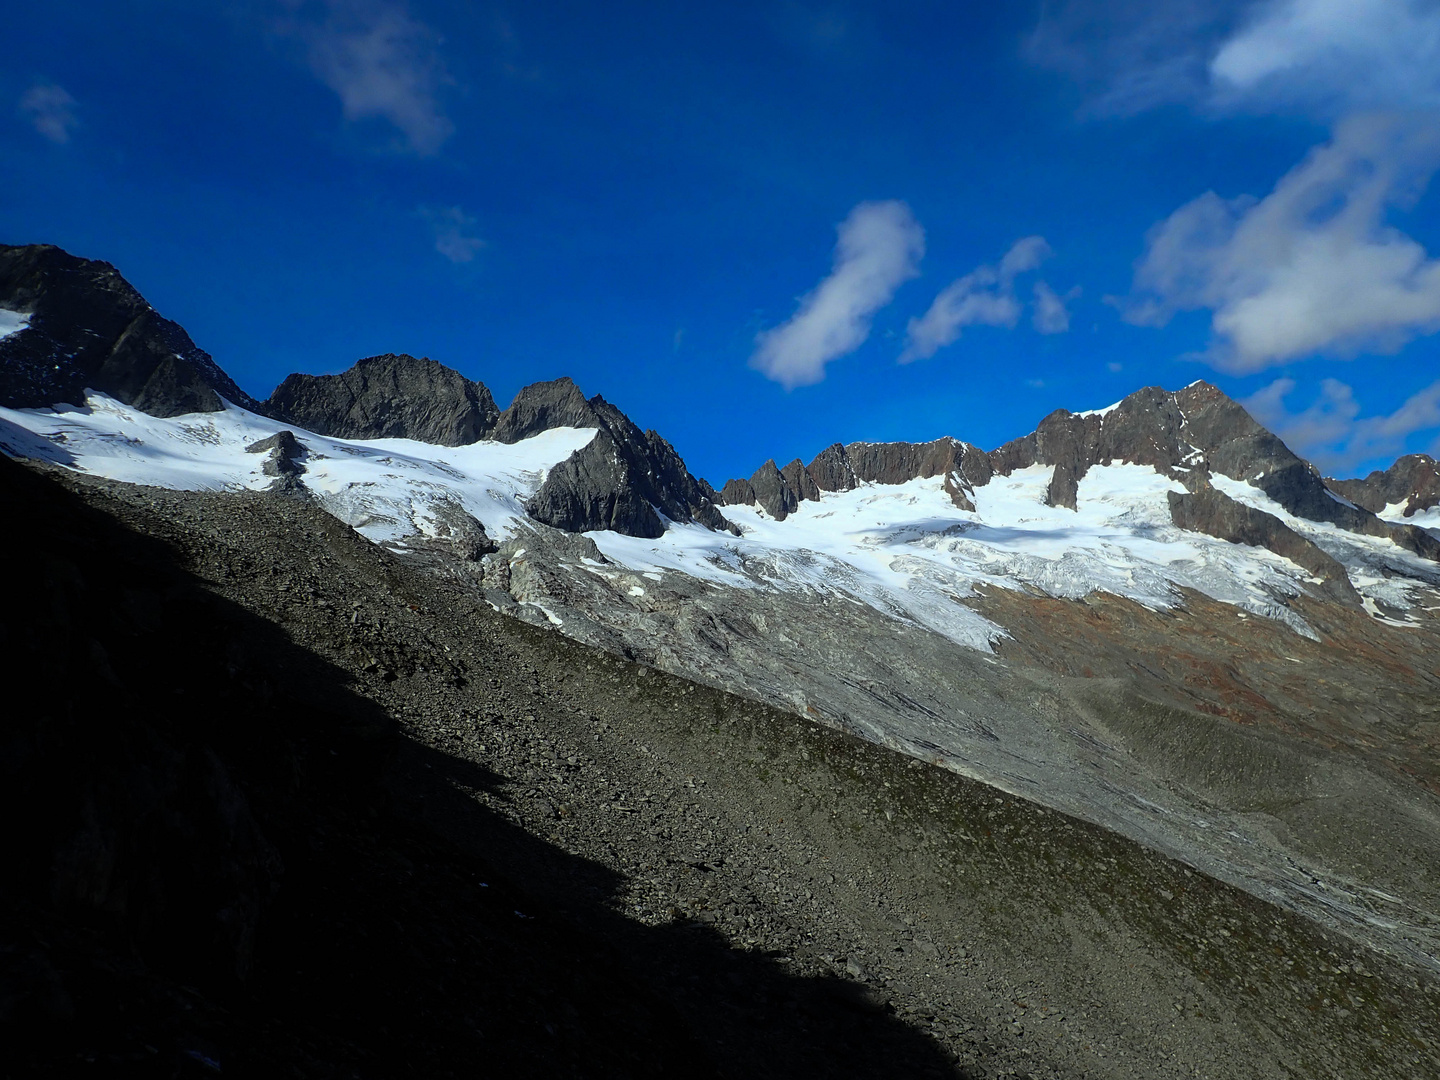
[3,242,1439,1079]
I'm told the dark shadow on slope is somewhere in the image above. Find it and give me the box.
[0,456,961,1079]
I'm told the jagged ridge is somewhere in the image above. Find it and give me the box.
[0,243,260,416]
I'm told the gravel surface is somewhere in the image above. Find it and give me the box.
[6,461,1438,1079]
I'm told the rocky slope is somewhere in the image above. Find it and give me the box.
[6,242,1440,1062]
[0,243,259,416]
[5,456,1438,1080]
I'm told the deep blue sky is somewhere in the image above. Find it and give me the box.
[6,1,1440,484]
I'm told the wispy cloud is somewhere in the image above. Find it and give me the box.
[1243,376,1440,473]
[19,82,78,143]
[1028,0,1440,119]
[1211,0,1440,116]
[1025,0,1240,117]
[901,236,1068,361]
[1121,114,1440,372]
[423,205,484,263]
[290,0,454,155]
[751,200,924,389]
[1033,281,1080,334]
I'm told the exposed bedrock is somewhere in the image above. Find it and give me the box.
[1329,454,1440,518]
[244,429,309,496]
[1166,485,1360,606]
[517,384,738,538]
[267,354,499,446]
[748,459,798,520]
[489,375,597,443]
[0,243,260,416]
[779,458,821,502]
[718,477,756,506]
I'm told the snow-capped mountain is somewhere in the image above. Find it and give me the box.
[5,241,1440,972]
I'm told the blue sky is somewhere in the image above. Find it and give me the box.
[6,1,1440,485]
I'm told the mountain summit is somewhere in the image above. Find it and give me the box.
[0,243,260,416]
[5,243,1440,985]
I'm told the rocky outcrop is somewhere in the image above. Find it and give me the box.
[490,377,597,443]
[0,243,260,416]
[748,460,798,520]
[780,459,821,503]
[983,382,1440,561]
[1328,454,1440,519]
[843,437,992,511]
[417,499,496,561]
[1167,484,1360,606]
[806,443,859,493]
[245,429,307,496]
[511,382,737,538]
[267,354,499,446]
[719,477,756,507]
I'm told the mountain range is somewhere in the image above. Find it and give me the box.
[4,241,1440,1077]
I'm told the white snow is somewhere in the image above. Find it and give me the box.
[587,462,1332,647]
[0,391,596,547]
[1210,474,1440,619]
[1073,400,1122,419]
[0,308,31,341]
[1379,500,1440,535]
[4,389,1434,648]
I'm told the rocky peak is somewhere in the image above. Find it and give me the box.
[749,460,798,520]
[490,376,598,443]
[841,437,992,510]
[510,380,738,539]
[990,380,1440,561]
[0,243,259,416]
[267,354,499,446]
[1328,454,1440,519]
[805,443,859,493]
[780,458,821,503]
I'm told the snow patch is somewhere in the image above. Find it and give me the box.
[0,308,30,341]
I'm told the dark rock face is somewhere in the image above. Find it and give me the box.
[526,431,666,537]
[981,382,1440,561]
[0,243,260,416]
[1168,485,1360,606]
[844,437,992,511]
[780,459,821,503]
[490,377,597,443]
[806,443,859,493]
[749,460,798,520]
[1329,454,1440,518]
[719,477,756,506]
[513,386,738,538]
[267,354,499,446]
[245,429,308,496]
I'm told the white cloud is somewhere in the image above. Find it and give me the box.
[901,236,1064,361]
[1033,281,1080,334]
[1123,114,1440,372]
[1028,0,1440,119]
[19,82,78,143]
[1211,0,1440,115]
[1243,375,1440,472]
[751,201,924,389]
[423,205,484,263]
[296,0,454,155]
